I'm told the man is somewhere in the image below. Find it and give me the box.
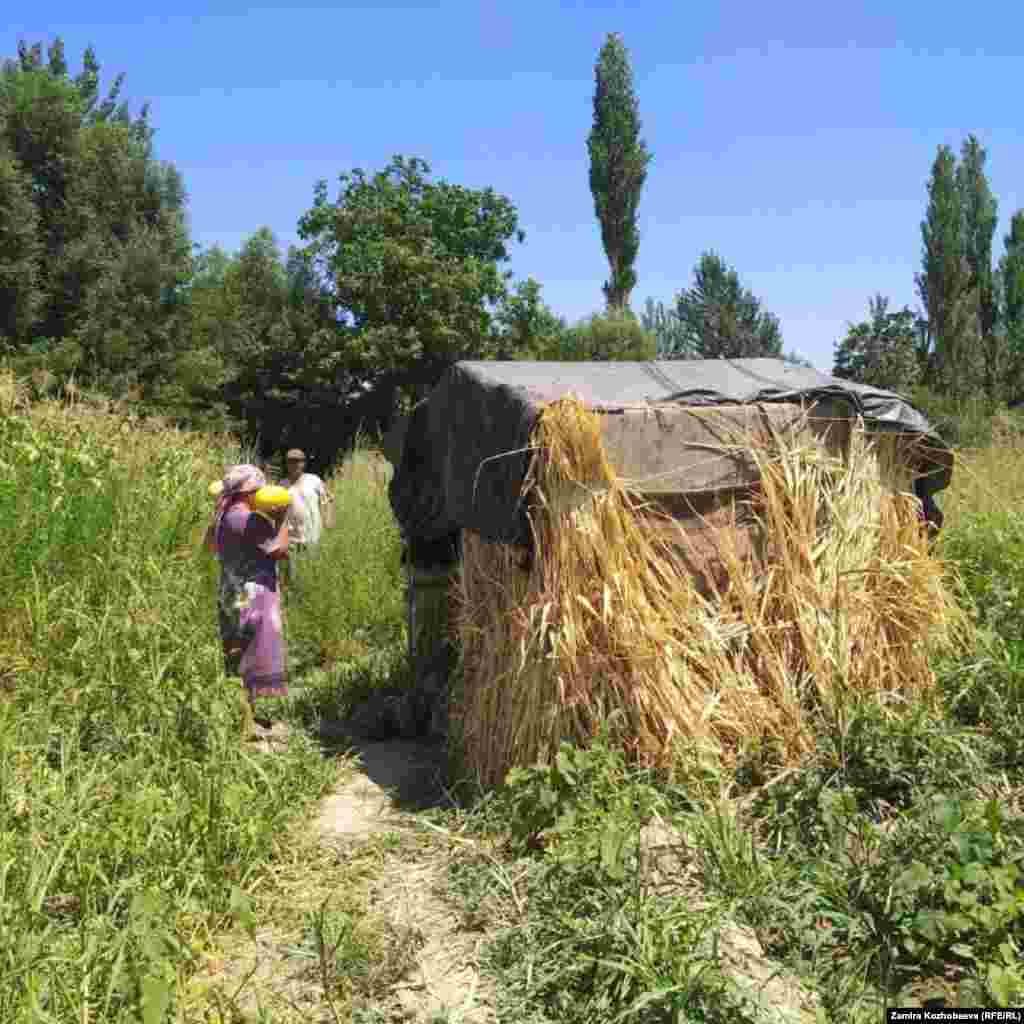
[281,449,333,583]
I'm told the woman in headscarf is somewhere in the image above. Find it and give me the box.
[204,464,290,732]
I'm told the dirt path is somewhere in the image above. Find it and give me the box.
[314,732,496,1022]
[188,725,818,1024]
[186,730,495,1023]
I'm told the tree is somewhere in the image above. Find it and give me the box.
[956,135,999,396]
[915,144,975,396]
[539,309,656,362]
[296,155,525,404]
[175,243,236,414]
[181,229,344,434]
[59,118,191,393]
[999,211,1024,400]
[0,149,43,346]
[491,277,567,360]
[833,294,922,392]
[673,252,783,359]
[641,297,692,358]
[587,33,651,313]
[0,37,191,398]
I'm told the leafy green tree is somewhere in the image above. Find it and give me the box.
[491,277,567,360]
[0,149,43,346]
[587,33,652,313]
[641,297,692,358]
[1,57,84,310]
[674,251,783,359]
[296,155,524,404]
[59,119,191,393]
[170,244,236,420]
[0,37,191,398]
[999,211,1024,401]
[833,295,923,392]
[537,310,656,361]
[956,135,999,396]
[180,229,344,434]
[915,144,975,396]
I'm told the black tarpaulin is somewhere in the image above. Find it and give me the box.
[388,359,952,549]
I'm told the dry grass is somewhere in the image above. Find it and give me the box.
[453,397,972,788]
[942,428,1024,527]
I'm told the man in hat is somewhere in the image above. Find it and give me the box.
[281,449,333,584]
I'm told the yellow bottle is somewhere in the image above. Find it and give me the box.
[249,485,292,524]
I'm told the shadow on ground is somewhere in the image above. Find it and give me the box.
[316,720,451,813]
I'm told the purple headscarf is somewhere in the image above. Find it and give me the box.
[211,463,266,542]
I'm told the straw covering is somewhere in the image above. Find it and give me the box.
[452,397,969,789]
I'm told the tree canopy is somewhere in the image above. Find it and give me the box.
[587,33,651,313]
[672,252,783,360]
[9,37,1024,459]
[531,310,656,362]
[833,295,922,393]
[999,211,1024,401]
[641,298,692,359]
[490,277,568,360]
[0,37,191,398]
[957,136,999,394]
[916,144,976,396]
[295,155,525,404]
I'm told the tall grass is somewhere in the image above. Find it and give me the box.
[7,359,1024,1020]
[283,450,405,670]
[0,371,342,1022]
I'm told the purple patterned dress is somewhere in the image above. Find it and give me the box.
[215,503,288,698]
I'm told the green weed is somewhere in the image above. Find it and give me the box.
[0,384,339,1021]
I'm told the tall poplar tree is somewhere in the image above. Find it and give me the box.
[641,297,692,358]
[915,145,974,396]
[0,149,43,346]
[957,135,999,396]
[587,33,651,313]
[999,211,1024,399]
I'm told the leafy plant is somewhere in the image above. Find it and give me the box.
[499,736,663,880]
[777,787,1024,1004]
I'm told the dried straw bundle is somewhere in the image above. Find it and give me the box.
[451,397,971,789]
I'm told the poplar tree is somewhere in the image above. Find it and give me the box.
[999,211,1024,399]
[915,145,974,396]
[641,297,692,358]
[957,135,999,395]
[587,33,651,313]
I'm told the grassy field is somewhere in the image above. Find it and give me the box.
[0,372,405,1022]
[3,368,1024,1022]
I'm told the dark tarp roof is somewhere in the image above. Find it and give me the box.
[388,359,952,547]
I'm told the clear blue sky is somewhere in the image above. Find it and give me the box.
[6,2,1024,370]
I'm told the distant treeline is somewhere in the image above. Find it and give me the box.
[833,137,1024,411]
[2,39,1016,464]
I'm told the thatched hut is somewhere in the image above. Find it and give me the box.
[386,359,961,786]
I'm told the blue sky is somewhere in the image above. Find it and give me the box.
[6,2,1024,370]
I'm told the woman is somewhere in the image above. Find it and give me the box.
[205,464,290,733]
